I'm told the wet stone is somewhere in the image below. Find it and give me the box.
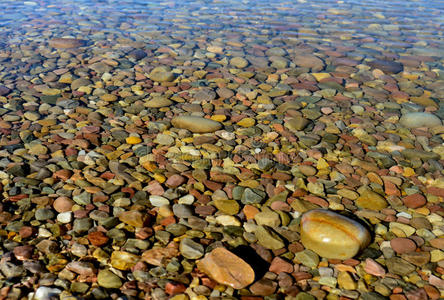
[399,112,442,129]
[149,67,175,82]
[171,116,222,133]
[197,247,255,289]
[300,209,371,259]
[194,88,216,102]
[97,269,123,289]
[250,278,277,296]
[355,189,388,210]
[179,238,204,259]
[255,225,285,250]
[293,249,320,268]
[118,211,147,227]
[49,38,84,48]
[241,188,266,204]
[230,57,249,68]
[213,199,239,215]
[110,251,139,271]
[386,257,416,276]
[367,59,403,74]
[145,96,173,108]
[390,237,417,254]
[172,204,194,218]
[73,218,93,234]
[35,208,55,220]
[1,1,444,299]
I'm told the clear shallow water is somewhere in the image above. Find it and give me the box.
[1,0,443,59]
[1,1,444,299]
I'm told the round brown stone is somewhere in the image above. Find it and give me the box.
[87,231,109,246]
[390,237,417,254]
[53,197,74,213]
[402,193,426,209]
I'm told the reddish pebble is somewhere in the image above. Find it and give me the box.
[390,238,417,254]
[364,258,386,277]
[321,107,333,114]
[73,210,89,218]
[249,278,277,296]
[269,257,294,274]
[146,181,164,195]
[87,231,109,246]
[19,226,34,238]
[165,282,186,295]
[390,295,407,300]
[429,274,444,289]
[53,197,74,213]
[429,238,444,250]
[53,169,72,181]
[13,245,33,260]
[405,288,428,300]
[165,174,185,188]
[402,193,426,208]
[424,284,440,300]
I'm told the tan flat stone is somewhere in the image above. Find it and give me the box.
[196,247,255,289]
[171,116,222,133]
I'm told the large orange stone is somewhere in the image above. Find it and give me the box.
[196,247,255,289]
[300,209,371,259]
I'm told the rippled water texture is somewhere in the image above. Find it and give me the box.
[1,0,443,58]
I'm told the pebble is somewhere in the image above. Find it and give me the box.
[179,238,204,259]
[126,136,142,144]
[149,67,175,82]
[214,199,239,215]
[110,251,139,271]
[399,112,442,128]
[367,59,403,74]
[255,225,285,250]
[293,249,320,268]
[118,211,147,227]
[145,96,173,108]
[364,258,386,277]
[293,54,324,70]
[230,57,249,68]
[33,287,61,300]
[97,269,123,289]
[197,247,255,289]
[149,195,170,207]
[250,278,277,296]
[49,38,84,48]
[171,116,222,133]
[355,189,388,210]
[57,212,72,223]
[300,209,371,259]
[386,257,416,276]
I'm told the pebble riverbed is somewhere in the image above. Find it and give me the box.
[0,0,444,299]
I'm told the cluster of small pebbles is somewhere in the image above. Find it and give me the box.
[0,0,443,300]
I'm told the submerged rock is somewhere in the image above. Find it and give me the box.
[368,59,403,74]
[399,112,442,128]
[171,116,222,133]
[149,66,175,82]
[197,247,255,289]
[49,38,85,48]
[300,209,371,259]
